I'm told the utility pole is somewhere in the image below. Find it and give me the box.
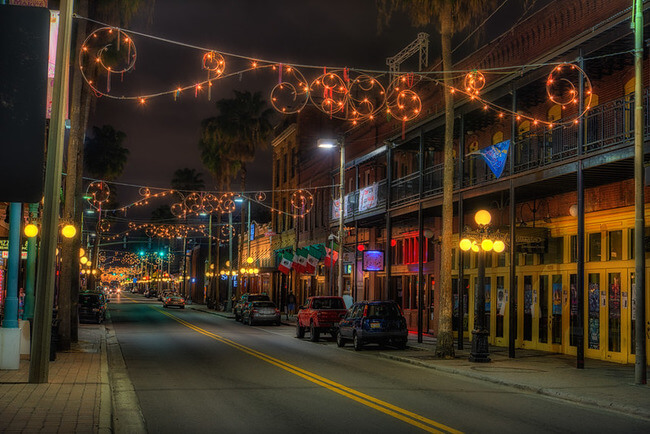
[632,0,646,385]
[29,0,74,383]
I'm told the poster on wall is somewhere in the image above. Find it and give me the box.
[552,282,562,315]
[358,183,378,212]
[362,250,384,271]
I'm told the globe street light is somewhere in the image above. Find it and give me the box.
[318,137,345,297]
[459,209,505,363]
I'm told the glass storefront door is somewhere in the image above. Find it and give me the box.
[586,273,602,358]
[523,275,533,344]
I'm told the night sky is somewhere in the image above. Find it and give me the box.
[87,0,537,201]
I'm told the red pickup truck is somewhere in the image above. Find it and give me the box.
[296,296,348,342]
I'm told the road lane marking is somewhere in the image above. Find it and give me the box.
[150,305,461,434]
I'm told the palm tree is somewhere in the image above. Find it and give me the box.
[378,0,497,358]
[199,90,274,191]
[171,168,205,192]
[58,0,155,348]
[84,125,130,180]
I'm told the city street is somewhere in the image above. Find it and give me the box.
[109,294,648,433]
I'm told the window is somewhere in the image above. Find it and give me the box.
[547,104,562,122]
[608,230,622,261]
[570,235,578,262]
[542,237,564,264]
[588,233,601,262]
[283,153,288,182]
[291,149,296,179]
[492,131,504,144]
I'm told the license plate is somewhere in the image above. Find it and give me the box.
[370,322,381,329]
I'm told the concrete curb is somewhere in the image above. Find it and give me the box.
[98,331,113,434]
[378,352,650,421]
[105,313,148,433]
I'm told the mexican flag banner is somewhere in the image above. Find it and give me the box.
[278,252,292,275]
[296,248,308,273]
[324,242,339,266]
[304,246,320,275]
[291,250,301,272]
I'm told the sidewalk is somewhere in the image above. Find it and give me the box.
[194,306,650,420]
[0,324,111,433]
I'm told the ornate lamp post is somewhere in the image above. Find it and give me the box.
[459,209,506,363]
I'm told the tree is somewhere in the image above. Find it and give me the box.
[58,0,155,349]
[84,125,130,180]
[171,168,205,192]
[199,90,274,191]
[377,0,497,358]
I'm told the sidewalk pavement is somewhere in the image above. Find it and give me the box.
[0,324,111,434]
[192,305,650,420]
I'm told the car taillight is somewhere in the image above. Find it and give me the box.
[363,305,368,318]
[275,309,280,314]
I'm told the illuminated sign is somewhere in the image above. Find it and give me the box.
[362,250,384,272]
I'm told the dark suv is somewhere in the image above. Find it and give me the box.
[336,301,407,350]
[234,293,270,321]
[78,292,107,323]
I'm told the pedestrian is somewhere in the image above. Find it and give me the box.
[287,291,296,319]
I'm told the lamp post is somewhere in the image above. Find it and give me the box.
[459,209,506,363]
[318,138,345,297]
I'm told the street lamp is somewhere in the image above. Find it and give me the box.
[318,137,345,297]
[459,209,506,363]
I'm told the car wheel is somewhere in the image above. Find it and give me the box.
[296,323,305,338]
[336,331,345,347]
[309,323,319,342]
[353,332,363,351]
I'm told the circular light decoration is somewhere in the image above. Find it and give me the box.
[202,193,220,213]
[202,51,225,78]
[80,256,89,265]
[387,75,422,123]
[546,62,593,114]
[256,191,267,202]
[61,224,77,239]
[170,202,186,218]
[270,64,309,114]
[24,223,38,238]
[219,193,236,214]
[97,219,111,234]
[139,187,151,197]
[464,70,486,95]
[184,192,203,214]
[79,27,137,94]
[221,224,235,238]
[347,74,386,123]
[290,189,314,216]
[86,181,110,208]
[309,71,348,118]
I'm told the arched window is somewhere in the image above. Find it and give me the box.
[625,78,635,96]
[518,120,531,136]
[547,104,562,122]
[492,131,504,144]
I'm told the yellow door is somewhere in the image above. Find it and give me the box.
[585,272,604,360]
[602,269,628,363]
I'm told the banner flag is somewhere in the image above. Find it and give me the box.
[278,252,292,275]
[474,139,510,179]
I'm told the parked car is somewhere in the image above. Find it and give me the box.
[337,301,408,351]
[234,293,270,321]
[242,301,281,326]
[144,289,158,299]
[163,295,185,309]
[78,291,107,323]
[296,296,347,342]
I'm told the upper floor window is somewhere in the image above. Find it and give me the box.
[492,131,504,145]
[547,104,562,122]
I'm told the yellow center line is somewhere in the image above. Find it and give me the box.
[146,304,461,434]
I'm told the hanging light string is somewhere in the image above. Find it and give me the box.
[74,14,632,129]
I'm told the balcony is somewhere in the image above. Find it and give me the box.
[388,90,649,208]
[330,179,387,224]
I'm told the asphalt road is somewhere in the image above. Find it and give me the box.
[109,293,649,434]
